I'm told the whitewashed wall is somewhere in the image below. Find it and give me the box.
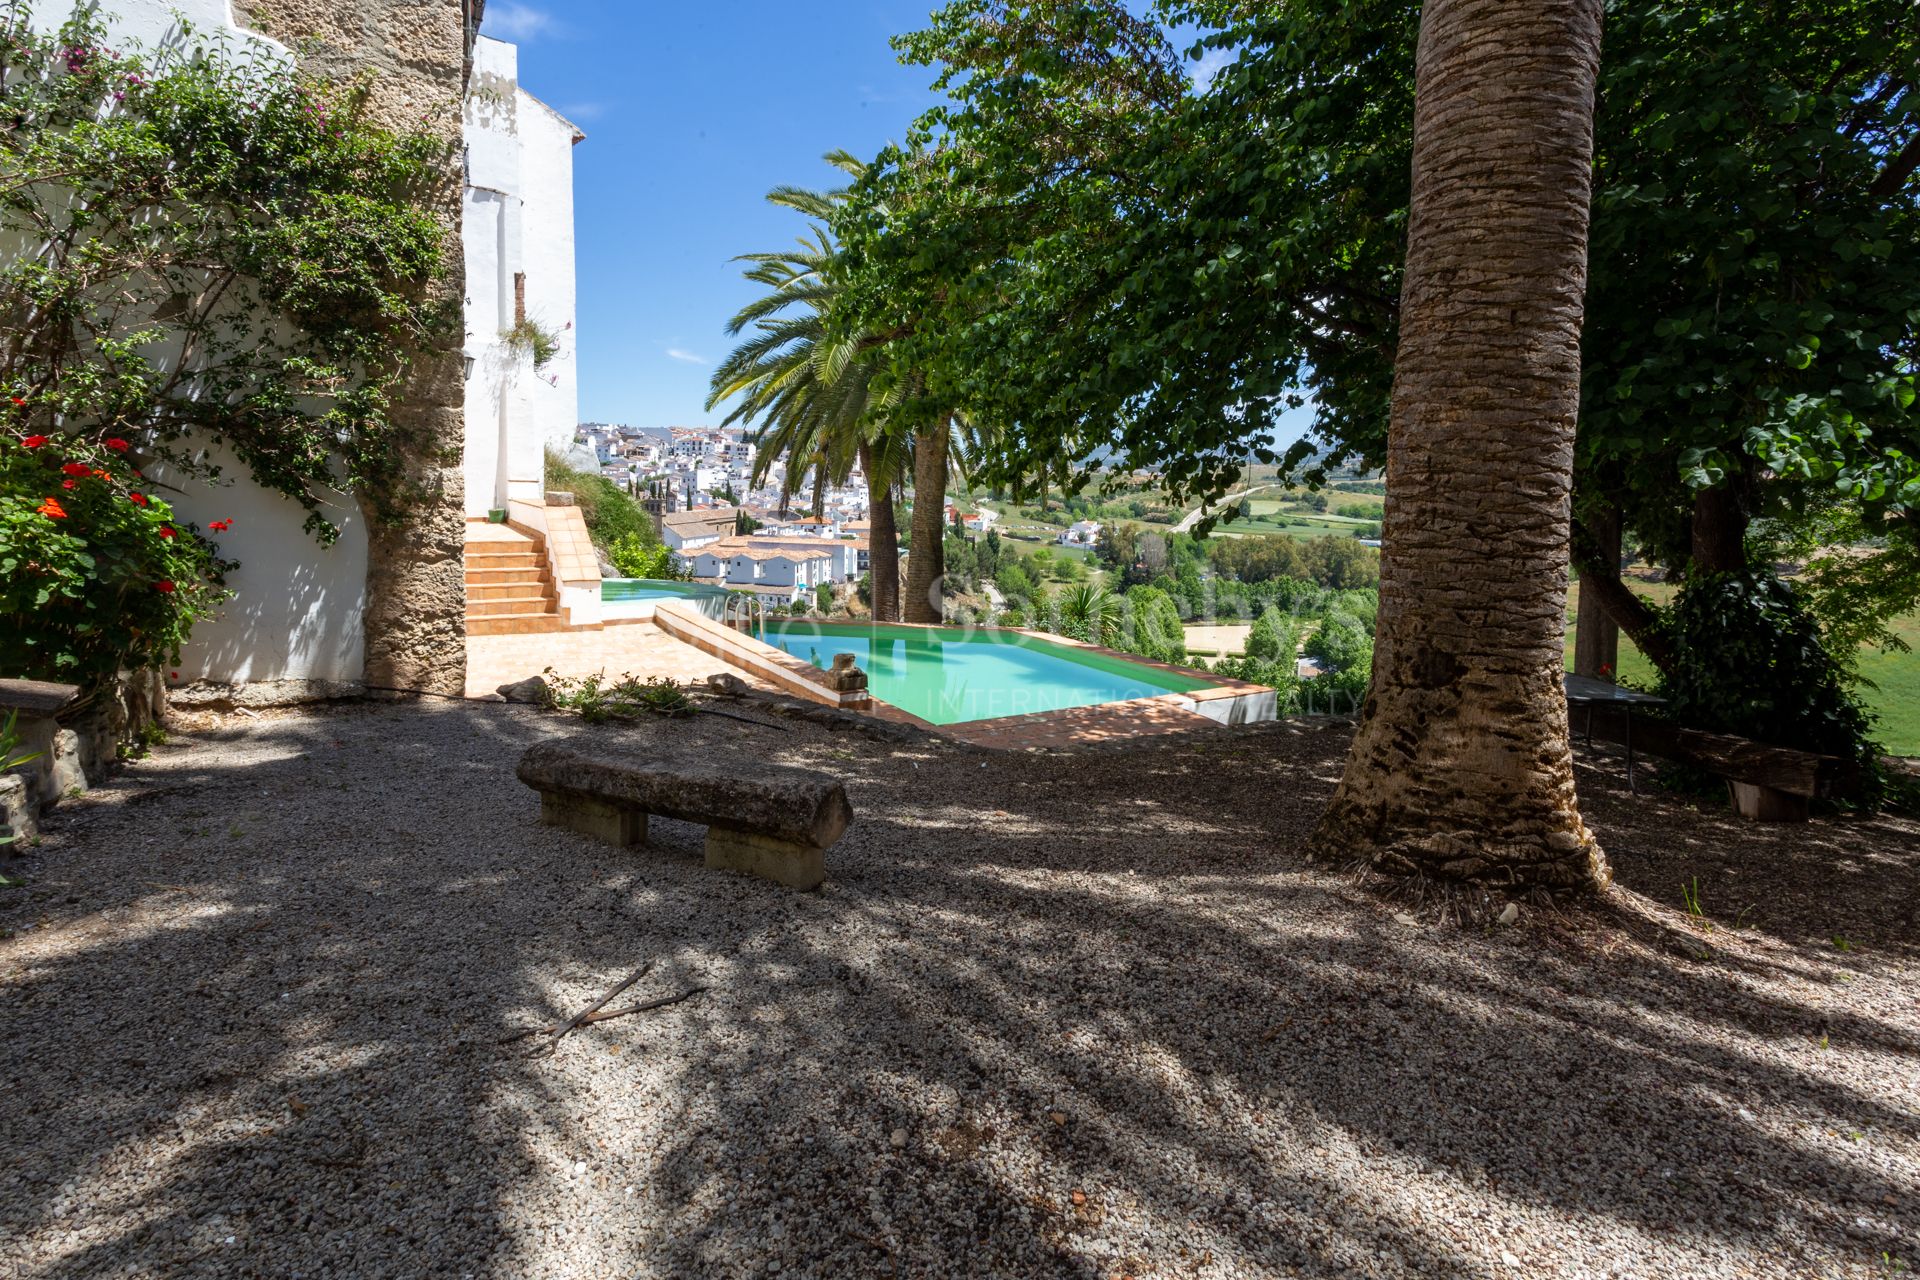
[462,35,583,518]
[155,448,370,690]
[519,94,583,456]
[26,3,369,695]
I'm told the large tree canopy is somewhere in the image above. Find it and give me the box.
[833,0,1918,766]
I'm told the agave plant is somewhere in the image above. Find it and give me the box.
[1056,583,1124,648]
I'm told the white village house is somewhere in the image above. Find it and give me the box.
[688,538,844,606]
[1058,519,1103,548]
[659,508,742,553]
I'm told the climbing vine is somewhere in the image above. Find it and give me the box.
[0,7,453,544]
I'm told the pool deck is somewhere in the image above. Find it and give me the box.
[465,619,777,699]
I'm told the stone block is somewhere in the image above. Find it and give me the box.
[0,773,34,847]
[704,827,825,892]
[540,793,646,846]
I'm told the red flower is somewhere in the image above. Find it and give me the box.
[169,671,179,680]
[153,580,176,594]
[36,497,67,519]
[61,479,75,490]
[208,519,233,532]
[21,435,48,448]
[128,491,148,506]
[8,397,23,407]
[61,462,89,476]
[104,438,129,452]
[159,526,176,539]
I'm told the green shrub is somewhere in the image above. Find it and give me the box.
[1,434,230,688]
[1657,572,1881,799]
[1245,605,1300,663]
[544,448,657,551]
[1305,611,1373,674]
[606,533,683,580]
[1121,585,1188,664]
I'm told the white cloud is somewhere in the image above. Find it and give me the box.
[559,102,606,122]
[1191,47,1235,93]
[666,348,707,365]
[485,3,556,41]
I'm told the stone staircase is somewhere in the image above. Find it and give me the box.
[463,522,565,636]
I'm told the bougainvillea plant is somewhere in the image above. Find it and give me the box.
[0,430,232,686]
[0,8,449,688]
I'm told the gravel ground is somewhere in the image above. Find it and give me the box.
[1,698,1915,1279]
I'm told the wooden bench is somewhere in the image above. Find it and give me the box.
[1572,702,1852,822]
[515,742,853,889]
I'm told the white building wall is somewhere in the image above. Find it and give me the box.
[28,3,367,692]
[462,35,583,518]
[155,446,369,688]
[519,94,581,456]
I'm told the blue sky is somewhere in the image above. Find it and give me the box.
[494,1,949,429]
[493,1,1313,450]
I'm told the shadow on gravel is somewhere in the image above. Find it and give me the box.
[0,702,1913,1278]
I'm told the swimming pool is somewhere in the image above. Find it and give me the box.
[602,579,730,604]
[601,579,733,621]
[756,621,1214,725]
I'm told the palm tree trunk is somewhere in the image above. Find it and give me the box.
[903,415,951,624]
[811,456,826,521]
[1316,0,1610,894]
[861,441,900,622]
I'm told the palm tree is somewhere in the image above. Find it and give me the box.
[1315,0,1611,894]
[706,157,908,620]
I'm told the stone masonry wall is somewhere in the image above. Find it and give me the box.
[234,0,469,696]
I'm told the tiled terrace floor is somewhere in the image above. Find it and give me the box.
[465,621,776,699]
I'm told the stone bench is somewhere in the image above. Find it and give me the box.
[515,742,853,890]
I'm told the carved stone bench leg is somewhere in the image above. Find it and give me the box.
[1727,781,1810,822]
[704,826,825,891]
[540,792,647,846]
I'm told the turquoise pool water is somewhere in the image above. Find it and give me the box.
[757,622,1211,724]
[602,579,730,604]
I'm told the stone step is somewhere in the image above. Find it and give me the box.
[465,549,544,570]
[468,581,553,601]
[466,614,591,637]
[466,565,552,585]
[466,596,558,617]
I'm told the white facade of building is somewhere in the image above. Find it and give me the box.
[462,35,583,520]
[689,538,857,585]
[1059,520,1103,547]
[25,2,371,693]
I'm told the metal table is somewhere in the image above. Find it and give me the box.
[1564,675,1668,794]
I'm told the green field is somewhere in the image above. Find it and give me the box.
[1566,578,1920,757]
